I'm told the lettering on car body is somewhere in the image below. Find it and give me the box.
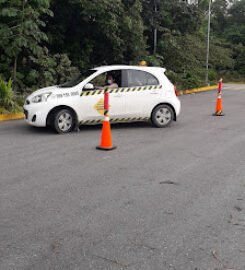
[56,92,79,99]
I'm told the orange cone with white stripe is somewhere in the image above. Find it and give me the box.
[213,79,225,116]
[96,116,116,151]
[96,88,116,151]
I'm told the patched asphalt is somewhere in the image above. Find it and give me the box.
[1,84,245,270]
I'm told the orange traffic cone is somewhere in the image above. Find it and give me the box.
[96,117,116,151]
[213,79,224,116]
[96,88,116,151]
[213,93,224,116]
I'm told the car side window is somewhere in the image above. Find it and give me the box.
[88,70,122,90]
[123,70,159,87]
[89,73,107,90]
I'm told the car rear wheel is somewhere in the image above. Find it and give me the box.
[151,104,174,128]
[52,109,75,134]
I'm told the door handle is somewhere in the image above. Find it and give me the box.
[150,91,159,94]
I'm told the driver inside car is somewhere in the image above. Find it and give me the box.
[104,73,118,89]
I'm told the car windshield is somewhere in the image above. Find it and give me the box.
[59,70,96,88]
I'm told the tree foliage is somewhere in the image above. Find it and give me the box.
[0,0,244,95]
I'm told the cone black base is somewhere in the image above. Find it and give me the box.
[212,112,225,116]
[96,146,117,151]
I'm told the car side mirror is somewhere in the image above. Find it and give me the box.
[84,83,94,90]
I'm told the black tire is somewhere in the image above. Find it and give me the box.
[52,109,75,134]
[151,104,174,128]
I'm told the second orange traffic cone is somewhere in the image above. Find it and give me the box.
[96,117,116,151]
[213,79,224,116]
[96,88,116,151]
[213,93,224,116]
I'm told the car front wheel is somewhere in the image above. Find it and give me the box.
[52,109,75,134]
[151,104,174,128]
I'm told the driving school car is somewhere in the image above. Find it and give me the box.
[23,65,181,134]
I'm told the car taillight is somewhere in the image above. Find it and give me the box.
[174,85,178,96]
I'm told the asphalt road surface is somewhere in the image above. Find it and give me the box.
[1,84,245,270]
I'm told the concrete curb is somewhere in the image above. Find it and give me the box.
[0,113,24,122]
[177,85,217,96]
[226,82,245,84]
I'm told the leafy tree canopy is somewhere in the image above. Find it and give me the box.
[0,0,244,94]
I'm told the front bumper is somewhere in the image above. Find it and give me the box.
[23,104,50,127]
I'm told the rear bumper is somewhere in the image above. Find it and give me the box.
[174,97,181,117]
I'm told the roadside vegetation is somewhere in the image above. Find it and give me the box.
[0,0,244,113]
[0,78,23,113]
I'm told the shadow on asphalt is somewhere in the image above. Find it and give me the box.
[18,121,154,135]
[25,125,55,135]
[79,122,153,131]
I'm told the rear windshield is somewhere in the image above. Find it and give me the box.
[59,70,96,88]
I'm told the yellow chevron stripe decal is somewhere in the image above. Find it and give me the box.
[80,117,150,125]
[80,85,162,96]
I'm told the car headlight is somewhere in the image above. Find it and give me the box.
[32,93,52,103]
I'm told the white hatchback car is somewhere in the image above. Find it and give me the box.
[23,65,181,133]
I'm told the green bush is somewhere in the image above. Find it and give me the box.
[0,106,9,114]
[0,78,14,107]
[0,78,22,113]
[15,95,25,107]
